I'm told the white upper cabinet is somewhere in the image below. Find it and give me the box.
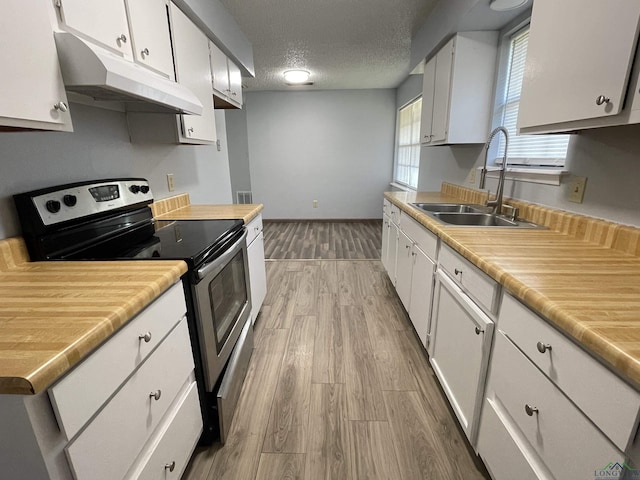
[57,0,133,57]
[0,0,72,131]
[125,0,175,79]
[420,31,499,146]
[170,3,217,144]
[209,42,243,109]
[518,0,640,134]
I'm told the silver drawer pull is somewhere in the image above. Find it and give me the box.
[474,326,483,335]
[118,34,127,44]
[53,101,68,113]
[165,461,176,472]
[149,390,162,401]
[142,47,150,56]
[454,268,462,275]
[536,341,552,354]
[138,332,152,343]
[595,95,610,106]
[524,404,538,416]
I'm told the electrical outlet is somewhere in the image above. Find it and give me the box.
[568,176,587,203]
[167,174,175,192]
[469,168,476,184]
[313,200,318,208]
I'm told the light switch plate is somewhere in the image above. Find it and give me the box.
[167,174,175,192]
[568,176,587,203]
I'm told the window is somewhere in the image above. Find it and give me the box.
[394,97,422,189]
[493,26,570,167]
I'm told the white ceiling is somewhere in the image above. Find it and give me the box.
[219,0,439,91]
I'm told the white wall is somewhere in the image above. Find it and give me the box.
[225,108,252,203]
[245,90,396,219]
[0,103,232,239]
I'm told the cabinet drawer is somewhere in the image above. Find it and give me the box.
[246,213,263,245]
[490,332,624,480]
[399,212,438,260]
[438,244,499,315]
[477,398,546,480]
[49,282,186,440]
[500,294,640,452]
[66,319,195,480]
[125,381,202,480]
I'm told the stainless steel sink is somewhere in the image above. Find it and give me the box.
[411,203,490,214]
[430,212,544,228]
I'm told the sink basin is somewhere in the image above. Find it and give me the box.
[411,203,490,214]
[430,212,544,229]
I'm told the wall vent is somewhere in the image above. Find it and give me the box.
[236,191,253,204]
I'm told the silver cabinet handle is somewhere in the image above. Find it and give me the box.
[149,390,162,401]
[138,332,152,343]
[596,95,610,106]
[53,101,68,113]
[536,341,552,354]
[524,404,538,416]
[474,326,483,335]
[141,47,150,56]
[231,91,237,96]
[165,461,176,472]
[405,245,411,250]
[454,268,462,275]
[118,34,127,43]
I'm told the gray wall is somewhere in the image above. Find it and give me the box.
[245,90,396,219]
[464,126,640,227]
[0,103,232,239]
[225,108,253,203]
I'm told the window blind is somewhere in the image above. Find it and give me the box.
[496,27,570,166]
[394,97,422,189]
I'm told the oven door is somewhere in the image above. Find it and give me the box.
[192,229,252,391]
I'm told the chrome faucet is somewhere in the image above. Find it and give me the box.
[479,126,509,215]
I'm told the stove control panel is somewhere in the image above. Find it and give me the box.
[26,179,153,227]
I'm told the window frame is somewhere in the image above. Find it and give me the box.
[393,95,422,190]
[489,20,571,174]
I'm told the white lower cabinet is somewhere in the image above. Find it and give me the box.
[381,213,391,272]
[395,230,414,310]
[429,269,494,443]
[479,333,625,480]
[246,214,267,324]
[409,246,435,347]
[0,282,202,480]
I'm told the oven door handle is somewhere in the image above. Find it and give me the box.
[196,229,247,281]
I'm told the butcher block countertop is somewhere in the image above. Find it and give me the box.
[0,238,187,395]
[386,183,640,388]
[151,193,263,223]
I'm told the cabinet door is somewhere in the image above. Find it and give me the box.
[431,38,454,143]
[430,269,494,443]
[0,0,72,131]
[170,4,217,143]
[126,0,175,79]
[381,214,390,270]
[58,0,132,56]
[388,223,399,283]
[209,42,230,96]
[247,232,267,325]
[518,0,640,128]
[420,56,436,144]
[228,60,243,106]
[395,230,413,311]
[408,247,435,348]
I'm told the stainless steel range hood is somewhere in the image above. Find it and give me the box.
[54,32,202,115]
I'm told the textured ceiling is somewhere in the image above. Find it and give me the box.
[219,0,438,91]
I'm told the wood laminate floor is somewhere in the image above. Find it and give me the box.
[183,259,489,480]
[263,221,382,259]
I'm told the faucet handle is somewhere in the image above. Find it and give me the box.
[502,204,519,221]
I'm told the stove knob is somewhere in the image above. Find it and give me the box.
[63,194,77,207]
[140,185,150,194]
[129,185,141,194]
[46,200,61,213]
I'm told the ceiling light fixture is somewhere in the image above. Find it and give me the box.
[283,70,310,85]
[489,0,529,11]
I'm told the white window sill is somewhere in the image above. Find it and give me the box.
[389,182,416,192]
[478,166,569,186]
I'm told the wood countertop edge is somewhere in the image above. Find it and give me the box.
[154,204,264,224]
[0,262,188,395]
[384,191,640,389]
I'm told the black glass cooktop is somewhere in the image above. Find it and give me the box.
[120,219,244,267]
